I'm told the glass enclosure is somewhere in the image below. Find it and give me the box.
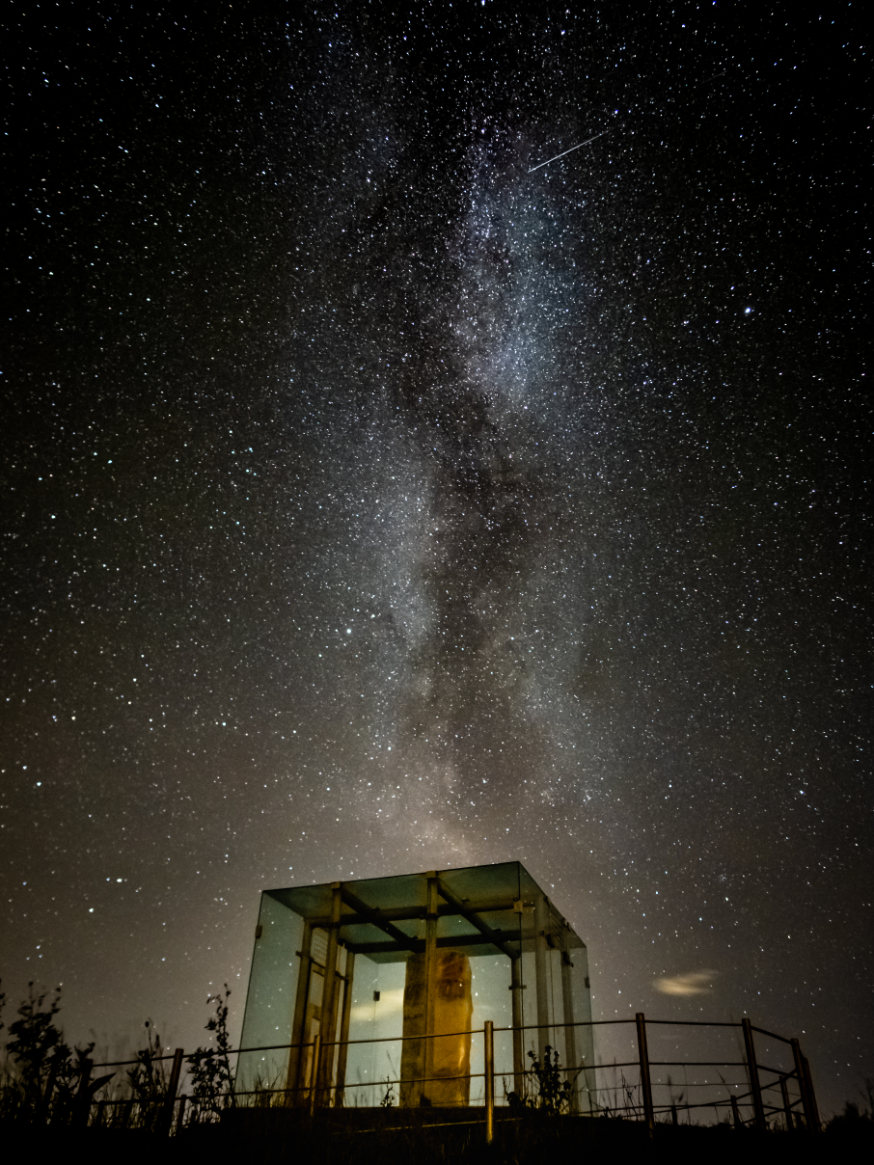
[237,862,594,1111]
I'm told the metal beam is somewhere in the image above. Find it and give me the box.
[305,907,425,929]
[306,900,521,928]
[345,929,523,956]
[339,885,420,953]
[437,878,520,961]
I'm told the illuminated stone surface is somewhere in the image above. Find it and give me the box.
[400,949,473,1107]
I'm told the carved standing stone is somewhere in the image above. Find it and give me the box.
[400,949,472,1106]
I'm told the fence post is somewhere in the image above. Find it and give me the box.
[175,1093,188,1135]
[790,1039,809,1129]
[779,1075,794,1132]
[741,1019,766,1131]
[484,1021,495,1144]
[791,1040,820,1133]
[309,1033,321,1116]
[634,1012,655,1135]
[157,1048,184,1136]
[800,1054,820,1133]
[730,1094,743,1129]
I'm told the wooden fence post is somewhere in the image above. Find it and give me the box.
[635,1012,655,1134]
[175,1093,188,1135]
[800,1054,820,1132]
[791,1040,820,1133]
[484,1021,495,1144]
[741,1019,766,1131]
[730,1094,743,1129]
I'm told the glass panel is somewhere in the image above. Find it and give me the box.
[351,872,427,913]
[468,951,514,1105]
[520,945,539,1068]
[237,893,303,1094]
[440,860,522,906]
[343,957,408,1107]
[569,943,595,1113]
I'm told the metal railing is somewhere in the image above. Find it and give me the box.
[49,1013,819,1141]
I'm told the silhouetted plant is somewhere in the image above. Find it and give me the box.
[0,983,111,1127]
[2,984,77,1123]
[525,1045,574,1116]
[5,983,67,1108]
[187,985,235,1122]
[126,1020,168,1129]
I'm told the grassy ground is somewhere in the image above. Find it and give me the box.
[3,1110,872,1165]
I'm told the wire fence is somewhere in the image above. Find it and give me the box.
[15,1013,820,1140]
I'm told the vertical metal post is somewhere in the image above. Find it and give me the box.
[318,883,343,1101]
[423,871,439,1106]
[635,1013,655,1135]
[287,919,313,1101]
[484,1020,495,1144]
[308,1033,321,1116]
[510,956,525,1096]
[741,1018,766,1131]
[534,893,550,1060]
[334,950,355,1107]
[779,1075,794,1131]
[559,947,578,1113]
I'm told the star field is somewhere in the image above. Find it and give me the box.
[1,1,871,1115]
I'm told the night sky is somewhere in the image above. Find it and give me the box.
[2,1,870,1117]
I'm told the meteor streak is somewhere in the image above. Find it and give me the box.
[527,129,611,173]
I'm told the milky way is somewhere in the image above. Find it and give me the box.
[2,2,870,1115]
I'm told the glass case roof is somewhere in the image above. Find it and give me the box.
[264,861,584,963]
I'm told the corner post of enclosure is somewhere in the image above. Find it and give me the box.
[334,950,355,1107]
[316,883,343,1101]
[287,920,313,1101]
[559,942,578,1113]
[423,871,439,1104]
[484,1020,495,1143]
[533,893,550,1060]
[635,1012,655,1135]
[510,954,525,1095]
[741,1018,766,1131]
